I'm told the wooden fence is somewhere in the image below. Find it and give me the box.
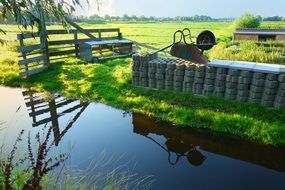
[18,28,121,77]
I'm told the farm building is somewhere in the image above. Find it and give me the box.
[233,28,285,42]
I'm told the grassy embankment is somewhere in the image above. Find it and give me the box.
[0,22,285,146]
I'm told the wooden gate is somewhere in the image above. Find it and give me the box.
[18,32,50,77]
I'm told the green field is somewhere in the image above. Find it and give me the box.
[1,21,285,145]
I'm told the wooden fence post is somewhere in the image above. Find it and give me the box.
[74,30,79,58]
[19,33,29,75]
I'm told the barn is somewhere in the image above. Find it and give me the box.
[233,28,285,42]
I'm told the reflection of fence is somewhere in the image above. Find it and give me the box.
[22,90,89,145]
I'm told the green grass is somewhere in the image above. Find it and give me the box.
[0,22,285,146]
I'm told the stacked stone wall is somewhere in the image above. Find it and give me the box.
[132,54,285,109]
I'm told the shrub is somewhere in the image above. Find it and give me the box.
[235,13,261,29]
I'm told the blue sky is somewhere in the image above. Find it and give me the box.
[75,0,285,18]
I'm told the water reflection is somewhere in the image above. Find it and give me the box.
[22,90,89,146]
[21,89,285,172]
[132,113,285,172]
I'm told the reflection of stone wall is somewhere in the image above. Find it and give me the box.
[132,54,285,109]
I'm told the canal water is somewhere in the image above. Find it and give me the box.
[0,86,285,190]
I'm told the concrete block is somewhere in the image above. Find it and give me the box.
[228,69,240,76]
[214,86,226,92]
[280,83,285,90]
[216,74,227,81]
[238,77,252,84]
[237,90,249,97]
[174,75,184,82]
[133,71,140,77]
[262,94,276,101]
[185,70,195,77]
[278,74,285,83]
[230,61,256,71]
[249,92,263,99]
[265,80,279,89]
[140,71,148,78]
[206,67,217,73]
[237,96,248,102]
[226,83,238,89]
[195,71,206,78]
[261,100,274,107]
[250,86,264,93]
[274,103,285,109]
[252,79,265,87]
[225,88,237,95]
[253,73,266,79]
[266,74,278,81]
[253,63,281,74]
[204,85,215,91]
[208,60,232,68]
[275,96,285,104]
[238,84,250,91]
[204,78,215,85]
[175,70,185,76]
[248,98,261,104]
[278,90,285,97]
[263,88,278,95]
[184,76,194,83]
[226,75,239,83]
[216,68,228,74]
[240,71,253,78]
[215,80,226,87]
[193,78,204,84]
[205,72,216,79]
[155,73,164,80]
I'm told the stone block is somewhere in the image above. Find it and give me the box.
[184,76,194,83]
[225,94,236,100]
[156,68,166,74]
[230,61,256,71]
[215,80,226,87]
[228,69,240,76]
[195,71,206,78]
[194,77,204,84]
[275,96,285,104]
[165,75,174,81]
[216,74,227,81]
[237,90,249,97]
[208,60,232,68]
[265,80,279,89]
[278,89,285,97]
[185,70,196,77]
[238,84,250,91]
[252,79,265,87]
[249,92,263,99]
[206,67,216,73]
[205,72,216,79]
[266,74,278,81]
[238,77,252,85]
[225,88,237,95]
[274,103,285,109]
[140,71,148,78]
[226,75,239,83]
[248,98,261,104]
[165,86,173,90]
[261,100,274,107]
[155,73,165,80]
[204,85,215,91]
[196,66,206,72]
[214,86,226,92]
[253,63,281,74]
[174,75,184,82]
[204,78,215,85]
[263,88,278,95]
[226,83,238,89]
[250,86,264,93]
[213,91,224,97]
[262,94,276,101]
[237,96,248,102]
[240,71,253,78]
[278,74,285,83]
[216,68,228,74]
[253,73,266,79]
[133,71,140,77]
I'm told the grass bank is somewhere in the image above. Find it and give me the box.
[1,55,285,146]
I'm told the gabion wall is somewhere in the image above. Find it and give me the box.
[132,54,285,109]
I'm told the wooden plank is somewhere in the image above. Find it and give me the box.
[48,37,116,46]
[18,44,44,53]
[17,33,40,39]
[19,55,46,65]
[49,49,76,57]
[74,30,79,57]
[19,66,48,77]
[64,17,97,40]
[46,28,120,35]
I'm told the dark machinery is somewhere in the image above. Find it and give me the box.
[154,28,216,64]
